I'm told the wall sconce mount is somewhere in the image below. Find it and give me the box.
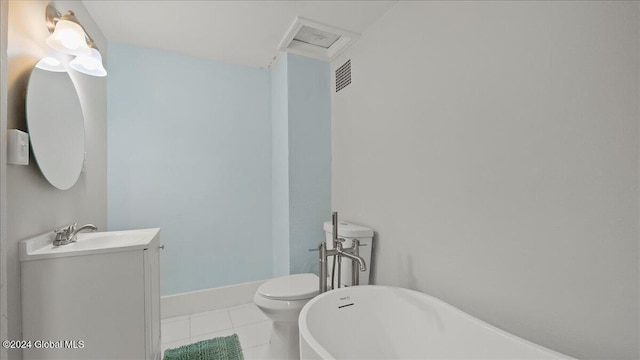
[44,4,107,77]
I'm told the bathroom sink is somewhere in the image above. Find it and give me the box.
[20,228,160,261]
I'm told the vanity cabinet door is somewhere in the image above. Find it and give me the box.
[21,250,146,359]
[144,238,161,359]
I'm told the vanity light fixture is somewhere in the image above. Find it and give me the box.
[35,57,66,72]
[46,20,92,56]
[70,48,107,77]
[45,5,107,77]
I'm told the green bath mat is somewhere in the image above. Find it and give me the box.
[163,334,244,360]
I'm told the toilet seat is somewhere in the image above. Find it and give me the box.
[257,273,318,301]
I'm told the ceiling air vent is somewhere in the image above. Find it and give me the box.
[278,17,360,62]
[336,60,351,93]
[294,25,341,49]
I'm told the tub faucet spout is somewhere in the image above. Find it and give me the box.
[338,248,366,272]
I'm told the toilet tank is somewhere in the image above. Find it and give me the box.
[323,221,374,287]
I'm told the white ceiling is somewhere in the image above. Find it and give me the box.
[82,1,396,69]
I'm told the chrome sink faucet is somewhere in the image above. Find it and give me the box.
[318,212,367,294]
[54,223,98,246]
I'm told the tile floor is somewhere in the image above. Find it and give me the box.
[161,302,273,359]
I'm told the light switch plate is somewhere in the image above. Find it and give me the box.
[8,129,29,165]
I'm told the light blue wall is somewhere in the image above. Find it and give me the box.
[108,43,273,295]
[287,54,331,274]
[271,55,290,277]
[108,46,330,295]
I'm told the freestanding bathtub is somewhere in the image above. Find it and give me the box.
[299,286,574,360]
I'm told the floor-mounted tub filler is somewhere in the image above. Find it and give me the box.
[299,286,574,360]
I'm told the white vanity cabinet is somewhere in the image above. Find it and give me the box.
[20,228,161,360]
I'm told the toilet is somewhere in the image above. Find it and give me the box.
[254,220,374,359]
[253,273,319,360]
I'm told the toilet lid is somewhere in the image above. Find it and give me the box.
[257,273,319,301]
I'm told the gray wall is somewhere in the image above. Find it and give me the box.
[6,1,107,358]
[331,2,639,359]
[0,1,9,357]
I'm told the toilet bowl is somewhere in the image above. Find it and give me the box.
[254,273,319,360]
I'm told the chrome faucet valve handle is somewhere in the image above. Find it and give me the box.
[53,223,74,246]
[53,228,66,243]
[55,223,75,237]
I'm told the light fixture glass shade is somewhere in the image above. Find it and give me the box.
[70,48,107,77]
[46,20,92,56]
[35,57,66,72]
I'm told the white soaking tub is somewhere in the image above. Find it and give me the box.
[299,286,573,360]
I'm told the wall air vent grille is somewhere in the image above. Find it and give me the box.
[336,59,351,93]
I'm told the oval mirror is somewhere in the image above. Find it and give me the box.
[26,66,85,190]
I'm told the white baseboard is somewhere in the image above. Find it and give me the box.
[161,279,267,319]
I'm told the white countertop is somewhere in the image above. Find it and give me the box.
[20,228,160,261]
